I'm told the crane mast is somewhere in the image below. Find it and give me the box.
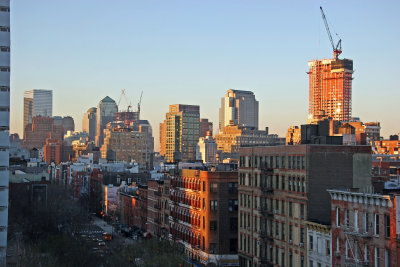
[320,6,342,59]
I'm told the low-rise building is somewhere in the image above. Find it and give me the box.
[328,189,399,267]
[306,221,331,267]
[170,167,239,266]
[238,145,372,267]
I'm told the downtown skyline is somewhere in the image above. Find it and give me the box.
[9,0,400,150]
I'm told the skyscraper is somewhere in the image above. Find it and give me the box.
[308,57,353,122]
[0,1,10,263]
[95,96,118,147]
[162,104,200,163]
[219,89,259,132]
[23,89,53,132]
[82,107,97,142]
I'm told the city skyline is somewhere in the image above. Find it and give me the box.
[9,1,400,150]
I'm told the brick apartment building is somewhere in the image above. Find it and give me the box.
[147,179,164,237]
[238,145,372,267]
[328,189,399,266]
[118,185,148,232]
[170,167,239,266]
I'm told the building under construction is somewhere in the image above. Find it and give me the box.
[308,57,353,122]
[308,7,354,123]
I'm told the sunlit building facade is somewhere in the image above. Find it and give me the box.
[95,96,118,147]
[170,168,239,266]
[82,107,97,142]
[219,89,259,132]
[163,104,200,163]
[308,58,353,122]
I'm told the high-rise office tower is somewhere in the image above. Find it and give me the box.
[308,57,353,122]
[162,104,200,163]
[219,89,259,132]
[95,96,118,147]
[82,107,97,142]
[159,121,166,156]
[23,89,53,132]
[0,1,10,263]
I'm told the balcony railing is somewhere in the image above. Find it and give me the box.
[260,167,274,174]
[257,206,274,217]
[344,257,369,267]
[344,227,372,238]
[260,186,274,195]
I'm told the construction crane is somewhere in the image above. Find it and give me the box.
[117,89,132,112]
[137,91,143,113]
[320,6,342,59]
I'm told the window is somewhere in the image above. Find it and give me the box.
[374,214,380,235]
[300,204,305,219]
[240,213,242,227]
[289,225,293,241]
[375,247,379,267]
[281,200,285,214]
[210,200,218,211]
[281,176,285,190]
[281,223,285,240]
[203,181,206,191]
[354,210,359,231]
[385,214,390,238]
[203,198,206,209]
[228,199,238,212]
[336,237,340,252]
[326,239,330,256]
[210,220,217,231]
[203,216,205,229]
[385,249,390,267]
[210,182,218,192]
[336,207,340,226]
[300,228,304,243]
[309,235,313,251]
[345,209,349,227]
[281,251,285,267]
[364,245,368,263]
[289,202,293,217]
[364,212,369,233]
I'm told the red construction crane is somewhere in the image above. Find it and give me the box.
[320,6,342,59]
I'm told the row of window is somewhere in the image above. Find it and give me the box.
[239,172,306,193]
[338,240,391,267]
[239,155,306,170]
[239,216,306,244]
[239,195,306,218]
[335,207,391,238]
[239,239,303,267]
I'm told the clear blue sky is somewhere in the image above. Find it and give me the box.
[10,0,400,150]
